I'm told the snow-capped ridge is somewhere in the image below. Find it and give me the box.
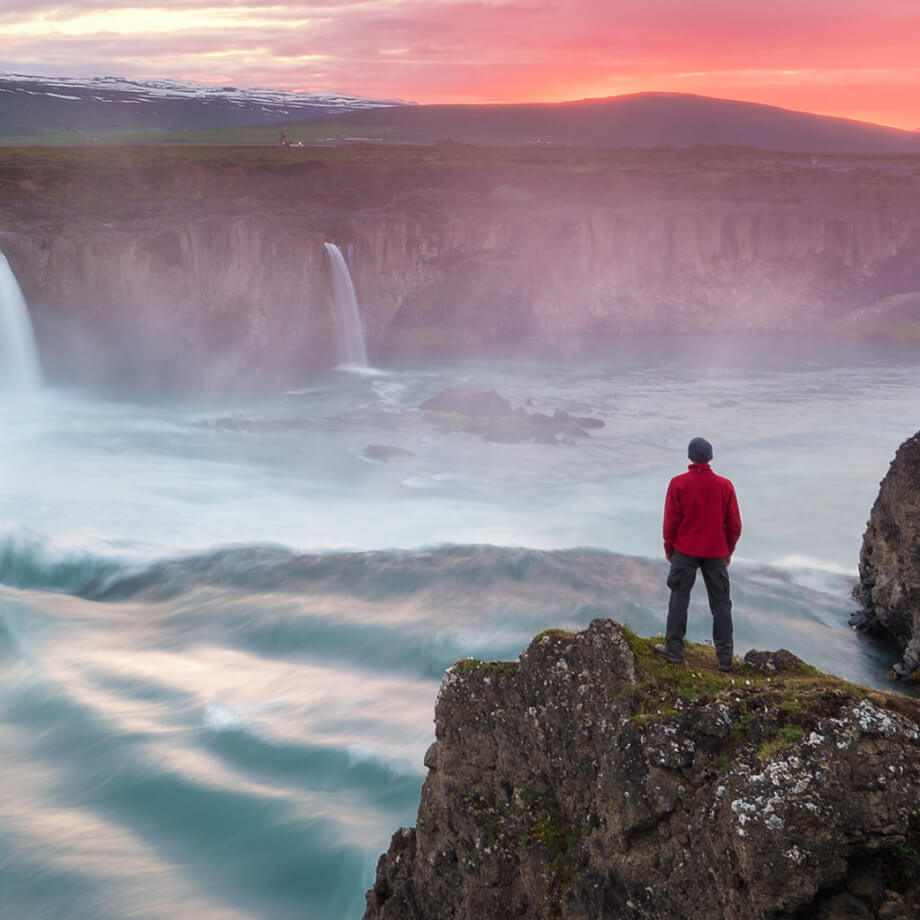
[0,72,408,112]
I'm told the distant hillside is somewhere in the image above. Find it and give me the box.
[273,93,920,155]
[0,73,404,144]
[5,79,920,154]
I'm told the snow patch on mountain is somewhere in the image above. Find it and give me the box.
[0,72,408,113]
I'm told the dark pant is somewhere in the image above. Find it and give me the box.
[665,550,733,665]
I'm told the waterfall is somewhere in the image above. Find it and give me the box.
[0,253,42,392]
[324,242,368,369]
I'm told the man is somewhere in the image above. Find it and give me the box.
[656,437,742,671]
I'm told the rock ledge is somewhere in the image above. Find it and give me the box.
[365,620,920,920]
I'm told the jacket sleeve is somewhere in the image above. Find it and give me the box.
[724,488,742,555]
[662,479,681,556]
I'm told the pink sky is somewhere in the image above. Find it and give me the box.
[1,0,919,129]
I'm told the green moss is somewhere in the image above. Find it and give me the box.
[757,724,806,763]
[533,628,575,643]
[451,657,485,675]
[631,707,681,725]
[520,787,543,807]
[889,816,920,888]
[617,630,905,777]
[525,817,581,891]
[451,657,518,678]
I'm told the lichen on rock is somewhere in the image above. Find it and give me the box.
[364,619,920,920]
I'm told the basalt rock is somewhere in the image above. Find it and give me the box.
[364,620,920,920]
[853,431,920,681]
[4,148,920,392]
[363,444,416,462]
[418,389,603,445]
[419,389,513,417]
[743,648,806,673]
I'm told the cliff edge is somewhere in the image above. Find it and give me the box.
[854,431,920,682]
[3,147,920,391]
[365,620,920,920]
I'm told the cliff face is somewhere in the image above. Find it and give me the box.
[855,432,920,681]
[2,147,920,390]
[365,620,920,920]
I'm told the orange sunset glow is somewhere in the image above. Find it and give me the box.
[1,1,919,129]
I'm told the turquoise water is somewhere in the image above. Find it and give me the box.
[0,334,917,918]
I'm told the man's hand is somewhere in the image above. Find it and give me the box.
[666,552,672,562]
[725,556,731,567]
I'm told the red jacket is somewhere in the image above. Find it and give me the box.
[663,463,742,559]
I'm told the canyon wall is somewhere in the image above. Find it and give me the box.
[2,148,920,390]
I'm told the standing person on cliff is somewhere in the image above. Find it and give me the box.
[656,437,742,671]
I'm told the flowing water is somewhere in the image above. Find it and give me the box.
[324,243,369,370]
[1,333,918,919]
[0,252,42,391]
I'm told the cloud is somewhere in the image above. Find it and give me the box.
[1,0,919,126]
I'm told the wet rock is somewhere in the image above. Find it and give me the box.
[419,389,602,446]
[570,415,605,430]
[364,619,920,920]
[553,410,598,435]
[419,388,512,417]
[362,444,415,462]
[854,430,920,681]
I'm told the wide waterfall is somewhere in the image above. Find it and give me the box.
[324,241,369,369]
[0,252,42,391]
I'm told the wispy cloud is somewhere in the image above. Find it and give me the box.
[1,0,918,127]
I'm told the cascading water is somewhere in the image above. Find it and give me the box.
[324,242,369,369]
[0,252,42,391]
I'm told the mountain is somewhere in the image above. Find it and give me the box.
[0,73,405,143]
[279,92,920,155]
[4,77,919,154]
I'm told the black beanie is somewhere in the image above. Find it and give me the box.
[688,437,713,463]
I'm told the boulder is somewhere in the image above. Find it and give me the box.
[362,444,415,462]
[419,390,601,446]
[419,388,512,417]
[743,648,807,672]
[853,431,920,681]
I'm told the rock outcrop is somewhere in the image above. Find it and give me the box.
[854,431,920,681]
[365,620,920,920]
[419,388,604,445]
[2,147,920,390]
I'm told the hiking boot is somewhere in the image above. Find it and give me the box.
[653,643,683,665]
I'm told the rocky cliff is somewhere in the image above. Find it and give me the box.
[2,146,920,390]
[854,432,920,682]
[365,620,920,920]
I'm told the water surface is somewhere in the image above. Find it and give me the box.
[0,333,917,919]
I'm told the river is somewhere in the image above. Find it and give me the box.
[0,333,916,919]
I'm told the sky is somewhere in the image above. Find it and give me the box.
[1,0,919,129]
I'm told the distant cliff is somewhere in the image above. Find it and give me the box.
[2,146,920,390]
[365,621,920,920]
[854,432,920,682]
